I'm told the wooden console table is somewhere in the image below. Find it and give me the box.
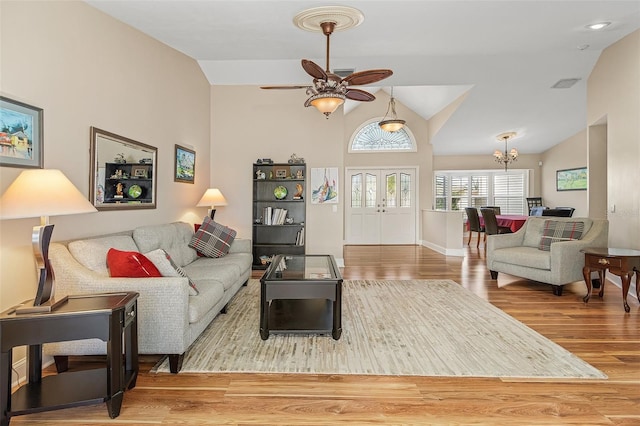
[581,248,640,313]
[0,292,139,425]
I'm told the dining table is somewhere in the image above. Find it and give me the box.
[479,214,529,233]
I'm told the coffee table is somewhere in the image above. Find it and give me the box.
[260,254,343,340]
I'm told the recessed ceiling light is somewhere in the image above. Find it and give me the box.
[586,22,611,30]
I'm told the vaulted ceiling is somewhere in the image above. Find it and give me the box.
[85,1,640,155]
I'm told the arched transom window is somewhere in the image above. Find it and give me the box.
[349,119,416,153]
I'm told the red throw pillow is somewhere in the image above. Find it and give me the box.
[106,248,162,278]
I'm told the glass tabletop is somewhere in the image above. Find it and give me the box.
[263,254,340,281]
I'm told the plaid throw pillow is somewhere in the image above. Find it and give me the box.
[189,217,237,258]
[538,220,584,251]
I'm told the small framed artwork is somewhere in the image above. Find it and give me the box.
[556,167,587,191]
[175,144,195,184]
[274,165,290,179]
[0,96,44,168]
[131,165,148,178]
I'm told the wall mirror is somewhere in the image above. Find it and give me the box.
[90,126,157,210]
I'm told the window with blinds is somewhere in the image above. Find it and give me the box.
[433,170,529,215]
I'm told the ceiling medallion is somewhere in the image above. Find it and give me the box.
[293,6,364,33]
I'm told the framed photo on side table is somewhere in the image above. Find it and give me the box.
[174,144,195,184]
[0,96,43,168]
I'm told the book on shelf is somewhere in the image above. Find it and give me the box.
[263,207,288,225]
[295,227,305,245]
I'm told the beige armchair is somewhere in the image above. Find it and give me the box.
[486,217,608,295]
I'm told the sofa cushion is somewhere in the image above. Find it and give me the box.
[133,222,199,267]
[189,217,237,258]
[69,235,138,275]
[187,280,225,324]
[144,249,199,296]
[184,258,241,291]
[538,220,584,251]
[493,246,551,270]
[106,248,162,278]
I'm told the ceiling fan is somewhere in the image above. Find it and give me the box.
[261,20,393,118]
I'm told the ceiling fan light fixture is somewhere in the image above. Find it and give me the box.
[305,92,345,117]
[379,87,405,132]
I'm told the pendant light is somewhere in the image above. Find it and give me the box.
[379,87,405,132]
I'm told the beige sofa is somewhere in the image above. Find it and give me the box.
[486,217,608,295]
[46,222,252,373]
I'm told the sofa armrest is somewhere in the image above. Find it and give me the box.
[229,238,251,254]
[549,219,609,284]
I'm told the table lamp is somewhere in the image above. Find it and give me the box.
[196,188,227,219]
[0,169,97,314]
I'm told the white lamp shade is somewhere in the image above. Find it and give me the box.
[197,188,228,208]
[0,169,97,220]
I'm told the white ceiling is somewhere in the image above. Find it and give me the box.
[85,0,640,155]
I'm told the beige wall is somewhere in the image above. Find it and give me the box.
[209,85,344,258]
[0,1,211,310]
[540,130,588,217]
[587,29,640,249]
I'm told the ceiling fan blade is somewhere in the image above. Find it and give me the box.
[301,59,328,81]
[345,88,376,102]
[343,69,393,86]
[260,85,310,90]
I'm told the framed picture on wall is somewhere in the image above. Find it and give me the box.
[556,167,587,191]
[174,144,195,184]
[311,167,339,204]
[0,96,44,168]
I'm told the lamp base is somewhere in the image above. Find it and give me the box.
[14,296,69,315]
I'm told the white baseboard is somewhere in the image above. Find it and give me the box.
[420,240,466,257]
[12,355,54,388]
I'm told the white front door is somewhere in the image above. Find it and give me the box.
[345,168,417,245]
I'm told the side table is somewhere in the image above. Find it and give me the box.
[581,247,640,313]
[0,292,139,426]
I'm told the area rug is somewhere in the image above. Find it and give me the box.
[152,279,606,379]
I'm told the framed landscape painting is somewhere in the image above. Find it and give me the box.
[174,144,195,183]
[556,167,587,191]
[0,96,43,168]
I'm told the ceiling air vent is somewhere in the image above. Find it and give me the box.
[551,78,581,89]
[333,68,355,78]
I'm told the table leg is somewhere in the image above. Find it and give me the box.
[332,284,342,340]
[597,269,606,297]
[260,282,269,340]
[582,265,592,303]
[621,272,633,313]
[635,268,640,303]
[1,351,12,426]
[106,310,124,418]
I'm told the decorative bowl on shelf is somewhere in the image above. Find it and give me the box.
[128,184,142,199]
[273,185,287,200]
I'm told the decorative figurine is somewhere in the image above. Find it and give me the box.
[256,170,265,179]
[114,182,124,198]
[114,153,126,164]
[288,153,305,164]
[295,169,304,179]
[293,183,304,200]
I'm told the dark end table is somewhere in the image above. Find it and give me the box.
[581,247,640,312]
[0,292,139,426]
[260,254,343,340]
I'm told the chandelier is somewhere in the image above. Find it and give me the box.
[379,87,405,132]
[493,132,519,171]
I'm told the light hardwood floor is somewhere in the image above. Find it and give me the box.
[12,244,640,425]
